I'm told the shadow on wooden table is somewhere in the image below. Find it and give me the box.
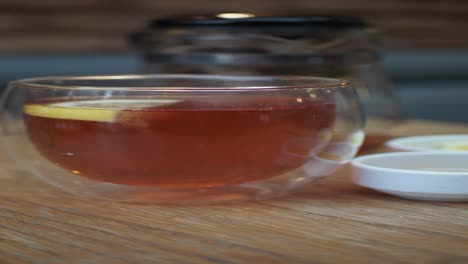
[285,175,392,202]
[252,165,395,207]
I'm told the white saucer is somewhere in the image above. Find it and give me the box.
[386,134,468,152]
[351,152,468,201]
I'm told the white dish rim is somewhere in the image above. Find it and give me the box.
[352,152,468,176]
[386,134,468,152]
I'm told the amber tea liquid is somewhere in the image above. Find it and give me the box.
[25,97,335,187]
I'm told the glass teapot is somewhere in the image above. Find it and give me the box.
[130,14,400,142]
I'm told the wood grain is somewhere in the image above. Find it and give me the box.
[0,0,468,53]
[1,119,468,263]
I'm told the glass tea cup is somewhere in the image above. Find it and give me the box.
[1,75,364,204]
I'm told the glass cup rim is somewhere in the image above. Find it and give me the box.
[10,74,350,92]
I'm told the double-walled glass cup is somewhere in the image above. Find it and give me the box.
[1,75,364,204]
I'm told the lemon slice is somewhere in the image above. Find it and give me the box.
[24,99,180,122]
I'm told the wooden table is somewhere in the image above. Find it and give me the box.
[1,120,468,263]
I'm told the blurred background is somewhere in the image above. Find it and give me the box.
[0,0,467,122]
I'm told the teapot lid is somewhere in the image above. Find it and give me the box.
[152,14,368,31]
